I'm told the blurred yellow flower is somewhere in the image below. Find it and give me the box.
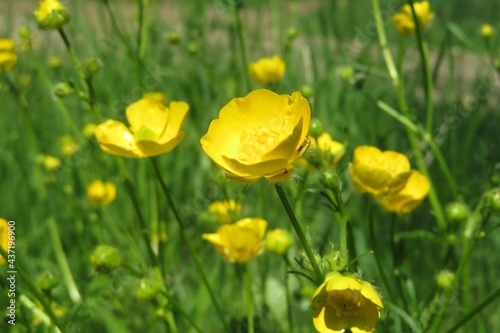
[377,170,430,215]
[266,229,294,255]
[95,96,189,158]
[249,56,286,84]
[480,24,494,39]
[0,218,9,265]
[86,180,117,206]
[0,38,17,72]
[143,91,167,104]
[201,89,311,183]
[60,136,78,156]
[350,146,411,196]
[202,218,267,263]
[305,132,345,169]
[209,199,241,223]
[83,123,97,138]
[48,56,63,69]
[43,155,61,171]
[311,272,383,333]
[34,0,70,30]
[391,1,433,36]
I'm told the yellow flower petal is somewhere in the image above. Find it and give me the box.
[94,120,142,158]
[249,55,285,84]
[126,98,168,137]
[161,101,189,141]
[136,132,186,156]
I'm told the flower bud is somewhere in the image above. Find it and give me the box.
[287,27,298,40]
[134,278,161,301]
[322,250,348,272]
[298,251,321,272]
[480,24,494,39]
[484,188,500,212]
[19,25,33,41]
[446,234,457,245]
[82,58,102,78]
[300,85,314,99]
[83,123,97,138]
[36,270,60,291]
[266,229,294,255]
[90,245,121,273]
[48,56,63,69]
[445,202,470,222]
[494,58,500,71]
[53,82,75,98]
[436,270,454,289]
[320,169,341,191]
[338,66,354,83]
[187,42,199,55]
[168,32,181,44]
[34,0,70,30]
[308,118,324,139]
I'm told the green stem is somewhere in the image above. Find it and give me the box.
[371,0,448,231]
[114,157,159,269]
[275,184,323,284]
[137,0,149,66]
[101,0,135,59]
[233,0,252,91]
[407,0,434,133]
[282,255,294,333]
[0,249,63,331]
[149,157,231,332]
[243,264,255,333]
[58,27,88,95]
[47,217,82,304]
[446,286,500,333]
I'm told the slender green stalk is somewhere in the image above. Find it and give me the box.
[58,28,88,95]
[407,0,434,133]
[243,264,255,333]
[114,156,159,269]
[149,157,231,332]
[157,290,203,333]
[101,0,135,59]
[233,0,252,91]
[371,0,448,231]
[446,286,500,333]
[0,247,63,331]
[275,184,323,284]
[19,295,62,333]
[47,217,82,304]
[137,0,150,66]
[282,255,294,333]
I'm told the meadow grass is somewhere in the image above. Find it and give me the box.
[1,0,500,332]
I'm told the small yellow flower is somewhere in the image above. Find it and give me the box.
[377,170,430,215]
[306,132,345,169]
[202,218,268,263]
[249,56,286,84]
[48,56,63,69]
[86,180,117,206]
[83,123,96,138]
[391,1,434,36]
[209,199,242,223]
[0,38,17,72]
[480,24,494,39]
[201,89,311,183]
[266,229,294,255]
[311,272,383,333]
[34,0,70,30]
[43,155,61,171]
[60,135,78,156]
[95,96,189,158]
[349,145,411,196]
[0,218,9,265]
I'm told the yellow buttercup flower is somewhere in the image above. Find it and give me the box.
[0,218,9,265]
[249,56,286,85]
[60,135,79,156]
[201,89,311,183]
[311,272,383,333]
[95,96,189,158]
[391,1,434,36]
[480,24,494,39]
[209,199,241,223]
[48,56,63,69]
[349,145,411,196]
[202,218,268,263]
[266,228,294,255]
[86,180,117,206]
[42,155,61,171]
[34,0,70,30]
[377,170,430,215]
[0,38,17,72]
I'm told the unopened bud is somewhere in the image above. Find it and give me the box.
[53,82,74,98]
[134,278,160,301]
[321,169,341,191]
[338,66,354,82]
[445,202,470,222]
[484,188,500,212]
[299,251,321,272]
[266,229,294,255]
[90,245,121,273]
[308,118,324,139]
[480,24,494,39]
[287,27,298,40]
[36,270,60,291]
[436,270,454,289]
[300,85,313,99]
[34,0,70,30]
[82,58,102,78]
[187,43,198,55]
[322,250,348,272]
[168,32,181,44]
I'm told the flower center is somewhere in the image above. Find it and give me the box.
[328,290,365,317]
[237,127,281,163]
